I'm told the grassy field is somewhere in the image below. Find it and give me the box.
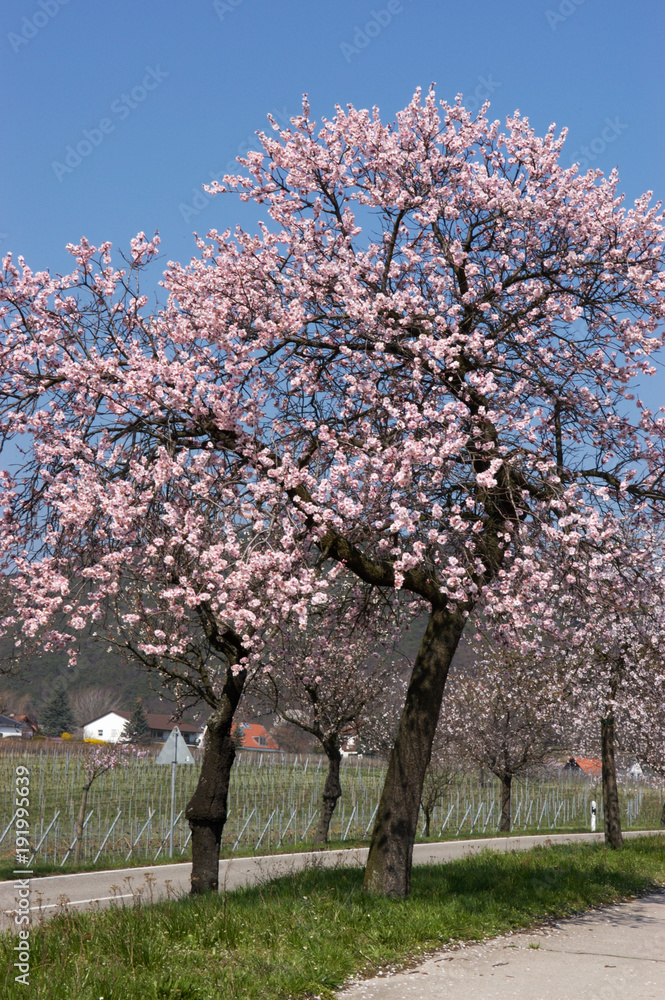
[1,836,664,999]
[1,740,663,876]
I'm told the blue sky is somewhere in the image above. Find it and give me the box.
[2,0,664,400]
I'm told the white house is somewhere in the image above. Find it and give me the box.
[0,714,27,738]
[83,710,205,745]
[83,711,129,743]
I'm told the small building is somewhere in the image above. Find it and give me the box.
[336,721,365,757]
[229,722,280,752]
[0,714,31,739]
[83,710,205,745]
[563,756,602,777]
[10,715,38,737]
[340,732,360,757]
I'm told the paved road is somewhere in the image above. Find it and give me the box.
[1,830,662,934]
[338,891,665,1000]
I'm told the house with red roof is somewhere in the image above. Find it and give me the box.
[8,714,38,737]
[232,722,280,752]
[563,756,602,776]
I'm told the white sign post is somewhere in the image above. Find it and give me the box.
[156,727,195,856]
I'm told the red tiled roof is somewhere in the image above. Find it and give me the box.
[575,757,602,776]
[235,723,280,751]
[10,715,38,732]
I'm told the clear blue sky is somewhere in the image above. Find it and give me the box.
[2,0,664,399]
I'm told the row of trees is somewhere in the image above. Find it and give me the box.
[1,89,664,896]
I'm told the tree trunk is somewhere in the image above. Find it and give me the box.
[601,714,623,849]
[422,807,431,839]
[660,801,665,829]
[73,783,90,865]
[499,774,512,833]
[185,666,245,894]
[314,742,342,844]
[362,605,466,897]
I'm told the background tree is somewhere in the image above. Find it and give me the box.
[494,516,665,848]
[253,586,405,843]
[441,643,566,832]
[39,685,76,737]
[1,92,665,898]
[71,686,124,730]
[627,691,665,784]
[561,580,665,848]
[121,698,152,745]
[419,726,457,838]
[72,743,139,864]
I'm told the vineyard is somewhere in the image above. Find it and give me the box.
[1,742,662,873]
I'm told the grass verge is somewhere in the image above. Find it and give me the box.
[2,836,664,999]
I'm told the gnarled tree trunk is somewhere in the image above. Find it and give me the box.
[363,605,465,897]
[499,774,512,833]
[186,665,245,893]
[601,713,623,849]
[314,740,342,844]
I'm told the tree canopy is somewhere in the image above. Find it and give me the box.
[1,89,664,894]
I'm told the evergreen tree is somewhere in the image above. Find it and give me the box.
[122,698,152,745]
[40,686,76,737]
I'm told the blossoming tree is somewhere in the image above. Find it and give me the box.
[441,643,567,832]
[553,521,665,847]
[1,90,665,896]
[73,741,141,865]
[484,515,665,847]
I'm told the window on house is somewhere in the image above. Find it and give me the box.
[97,730,103,736]
[255,736,267,746]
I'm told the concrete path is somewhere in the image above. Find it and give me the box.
[1,830,661,934]
[338,891,665,1000]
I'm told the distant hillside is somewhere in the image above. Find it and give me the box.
[0,610,479,725]
[0,634,169,721]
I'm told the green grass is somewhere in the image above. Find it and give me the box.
[2,836,664,999]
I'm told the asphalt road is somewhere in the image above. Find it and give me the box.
[1,829,662,934]
[338,890,665,1000]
